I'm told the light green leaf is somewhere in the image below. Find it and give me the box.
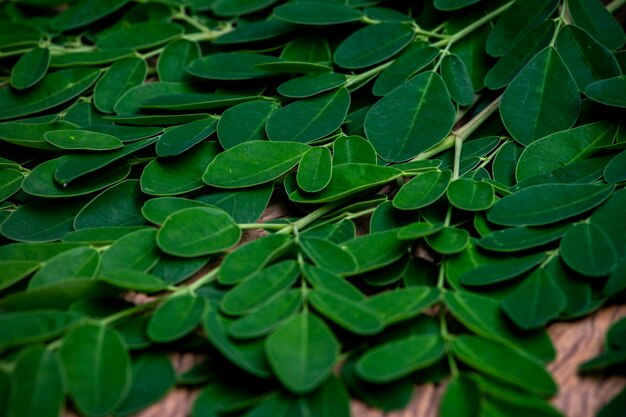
[157,207,241,257]
[265,312,339,393]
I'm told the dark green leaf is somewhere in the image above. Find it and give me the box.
[157,206,241,257]
[478,223,570,252]
[157,40,200,82]
[0,310,83,349]
[296,147,332,192]
[309,288,384,335]
[94,58,147,113]
[266,88,350,143]
[74,180,145,229]
[302,264,365,302]
[29,246,100,289]
[332,135,377,165]
[365,71,455,162]
[372,44,438,96]
[585,76,626,108]
[141,197,210,225]
[10,47,50,90]
[217,100,277,149]
[341,229,410,274]
[488,183,614,226]
[97,23,183,50]
[196,184,274,223]
[277,73,346,98]
[148,294,207,342]
[100,228,160,273]
[274,2,362,25]
[441,54,474,106]
[459,253,545,286]
[426,227,470,255]
[187,53,280,80]
[560,223,617,277]
[229,290,301,339]
[568,0,625,50]
[60,324,131,416]
[99,270,167,293]
[50,0,130,30]
[44,130,123,151]
[0,167,23,202]
[447,178,495,211]
[439,375,481,417]
[365,287,439,325]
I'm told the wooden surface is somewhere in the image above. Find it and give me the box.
[117,304,625,417]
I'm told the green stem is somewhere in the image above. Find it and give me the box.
[411,134,457,161]
[452,136,463,180]
[182,22,234,42]
[187,266,220,292]
[454,95,502,140]
[344,61,394,88]
[607,0,626,13]
[550,0,569,47]
[277,202,343,235]
[433,0,515,48]
[100,300,160,326]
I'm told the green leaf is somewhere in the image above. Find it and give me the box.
[7,347,64,417]
[372,44,438,96]
[356,334,445,383]
[568,0,625,50]
[478,223,570,252]
[60,324,131,416]
[50,49,135,68]
[187,52,280,80]
[488,183,614,226]
[217,100,277,149]
[309,288,384,335]
[591,188,626,257]
[99,270,167,293]
[29,246,100,289]
[114,353,175,416]
[49,0,130,30]
[560,223,617,277]
[265,312,339,393]
[442,291,555,362]
[266,88,350,143]
[394,169,452,210]
[75,180,145,229]
[434,0,480,10]
[397,222,444,240]
[516,121,616,181]
[44,130,123,151]
[97,23,183,50]
[100,228,160,273]
[63,226,147,245]
[277,73,346,98]
[459,253,545,286]
[22,157,130,198]
[289,163,402,204]
[366,71,455,162]
[441,54,474,106]
[214,18,296,45]
[196,184,274,223]
[426,227,470,255]
[274,2,362,25]
[157,206,241,257]
[486,0,558,57]
[10,47,50,90]
[203,311,272,378]
[0,167,23,202]
[94,58,147,113]
[502,268,567,330]
[148,294,207,342]
[0,120,75,150]
[142,141,219,196]
[334,23,414,69]
[365,287,439,325]
[451,335,557,397]
[220,260,299,315]
[229,290,301,339]
[555,25,621,91]
[439,375,481,417]
[341,229,410,274]
[302,264,365,302]
[300,237,357,274]
[203,141,309,188]
[1,199,86,243]
[157,40,200,82]
[212,0,279,16]
[0,68,100,121]
[485,21,555,89]
[297,147,333,192]
[332,135,377,165]
[447,178,495,211]
[500,47,580,145]
[141,197,210,225]
[598,388,626,417]
[585,76,626,108]
[151,255,209,286]
[219,233,292,284]
[604,150,626,184]
[113,82,195,115]
[0,310,83,349]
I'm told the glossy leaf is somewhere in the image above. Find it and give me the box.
[265,313,339,393]
[203,141,309,188]
[0,68,100,121]
[0,167,23,202]
[500,47,580,145]
[488,183,614,226]
[157,207,241,257]
[334,23,414,69]
[300,237,357,274]
[266,88,350,143]
[297,147,332,192]
[393,169,452,210]
[365,71,455,162]
[441,54,474,106]
[217,100,277,149]
[60,324,131,416]
[10,47,50,90]
[447,178,495,211]
[332,135,377,165]
[426,227,470,255]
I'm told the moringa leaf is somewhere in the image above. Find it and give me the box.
[560,223,617,277]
